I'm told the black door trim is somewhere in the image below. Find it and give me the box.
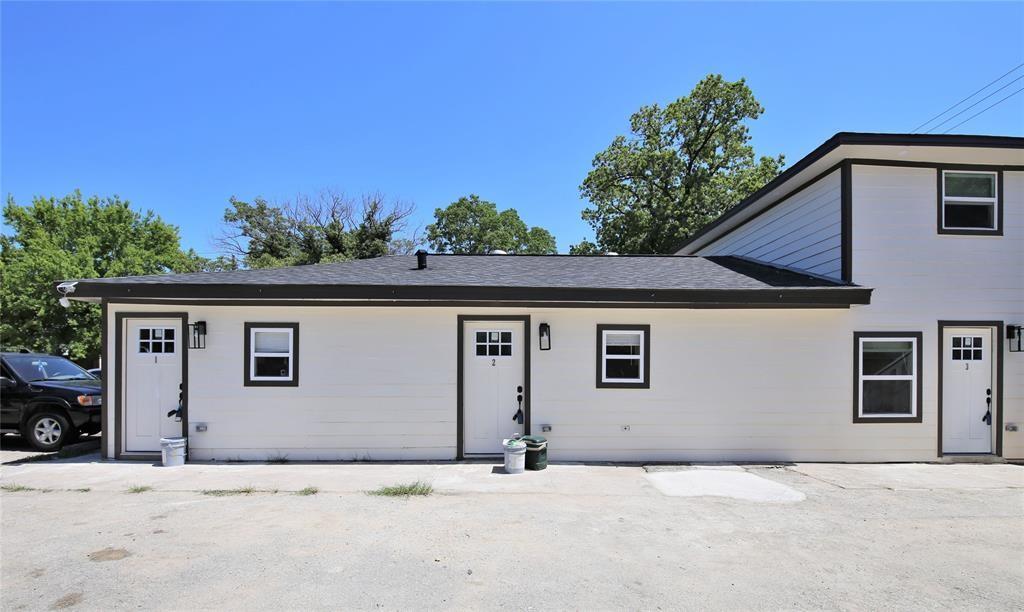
[937,321,1003,457]
[456,315,531,460]
[113,312,189,460]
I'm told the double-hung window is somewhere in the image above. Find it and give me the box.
[596,324,650,388]
[853,332,922,422]
[244,323,299,387]
[939,170,1001,234]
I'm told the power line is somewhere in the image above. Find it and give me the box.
[910,61,1024,133]
[942,86,1024,133]
[925,73,1024,133]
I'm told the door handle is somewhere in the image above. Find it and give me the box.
[983,391,992,425]
[512,394,524,425]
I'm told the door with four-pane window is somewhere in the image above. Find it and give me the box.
[463,321,525,455]
[124,319,183,452]
[942,327,993,454]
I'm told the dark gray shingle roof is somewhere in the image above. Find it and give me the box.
[65,254,871,306]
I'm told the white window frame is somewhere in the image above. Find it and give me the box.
[601,329,645,384]
[857,336,918,419]
[249,327,294,382]
[474,329,514,359]
[941,170,998,231]
[137,326,176,354]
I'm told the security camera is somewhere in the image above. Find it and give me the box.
[57,281,77,308]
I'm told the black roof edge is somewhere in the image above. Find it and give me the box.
[671,131,1024,253]
[64,281,872,306]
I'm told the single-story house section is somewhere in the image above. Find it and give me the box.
[60,132,1024,463]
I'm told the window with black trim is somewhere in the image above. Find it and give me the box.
[596,324,650,389]
[940,170,1000,234]
[853,332,922,422]
[244,323,299,387]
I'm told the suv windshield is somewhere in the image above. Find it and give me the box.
[4,356,96,382]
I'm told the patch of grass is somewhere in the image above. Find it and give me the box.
[266,454,290,464]
[201,486,258,496]
[127,485,152,494]
[1,483,35,492]
[69,488,91,493]
[367,481,433,497]
[296,486,319,496]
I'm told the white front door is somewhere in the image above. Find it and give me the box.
[942,327,994,454]
[124,319,183,452]
[463,321,525,455]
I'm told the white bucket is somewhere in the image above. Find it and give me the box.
[503,438,526,474]
[160,437,187,467]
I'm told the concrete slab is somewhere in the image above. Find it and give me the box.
[790,463,1024,490]
[645,468,806,502]
[1,459,658,497]
[2,461,1021,610]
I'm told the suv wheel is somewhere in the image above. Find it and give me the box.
[24,412,70,452]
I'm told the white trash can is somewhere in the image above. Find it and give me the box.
[160,437,187,467]
[502,438,527,474]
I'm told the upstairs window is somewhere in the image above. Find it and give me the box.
[244,323,299,387]
[940,170,1000,234]
[596,324,650,389]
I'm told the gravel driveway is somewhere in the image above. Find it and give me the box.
[1,461,1021,610]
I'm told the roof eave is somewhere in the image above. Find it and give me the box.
[65,282,872,307]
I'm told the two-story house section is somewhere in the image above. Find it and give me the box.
[678,133,1024,461]
[58,132,1021,464]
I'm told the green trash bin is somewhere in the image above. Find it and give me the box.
[521,435,547,471]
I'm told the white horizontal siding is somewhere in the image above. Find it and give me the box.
[100,303,945,462]
[850,165,1024,460]
[99,165,1022,462]
[698,169,843,279]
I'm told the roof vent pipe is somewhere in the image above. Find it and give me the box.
[490,249,508,255]
[416,250,428,270]
[605,252,618,256]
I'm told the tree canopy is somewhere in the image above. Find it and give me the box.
[577,74,784,254]
[217,191,419,268]
[0,191,215,364]
[426,195,557,254]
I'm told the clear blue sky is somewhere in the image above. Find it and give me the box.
[3,1,1023,255]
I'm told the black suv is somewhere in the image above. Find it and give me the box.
[1,353,102,451]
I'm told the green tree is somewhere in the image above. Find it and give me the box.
[218,191,418,267]
[568,239,600,255]
[579,74,784,254]
[426,195,557,254]
[0,191,205,364]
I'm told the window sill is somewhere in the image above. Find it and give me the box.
[853,415,922,424]
[597,380,650,389]
[243,379,299,388]
[938,227,1002,236]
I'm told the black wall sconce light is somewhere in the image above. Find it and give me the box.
[1007,324,1022,352]
[539,323,551,351]
[189,321,207,349]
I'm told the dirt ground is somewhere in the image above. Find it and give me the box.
[1,461,1021,611]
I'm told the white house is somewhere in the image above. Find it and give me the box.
[62,132,1024,463]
